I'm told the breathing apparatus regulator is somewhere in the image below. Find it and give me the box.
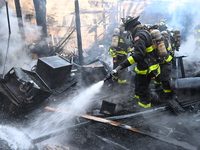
[151,29,168,59]
[173,29,181,47]
[111,28,120,48]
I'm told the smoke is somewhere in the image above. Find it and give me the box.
[139,1,200,76]
[0,5,42,75]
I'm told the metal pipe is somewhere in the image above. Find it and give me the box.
[75,0,83,65]
[174,77,200,89]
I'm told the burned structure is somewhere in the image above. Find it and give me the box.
[0,55,73,116]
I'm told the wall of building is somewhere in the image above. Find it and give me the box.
[6,0,148,58]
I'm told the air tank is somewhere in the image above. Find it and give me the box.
[151,29,168,58]
[111,28,120,48]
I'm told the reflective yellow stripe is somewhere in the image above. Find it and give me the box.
[154,81,161,84]
[167,47,171,50]
[138,102,151,108]
[119,39,125,43]
[135,67,148,74]
[127,47,132,52]
[146,46,154,52]
[117,51,128,55]
[109,48,117,57]
[128,56,136,64]
[165,55,172,62]
[198,39,200,42]
[157,65,161,76]
[150,63,160,71]
[112,76,118,80]
[198,29,200,32]
[160,55,172,64]
[163,89,171,93]
[135,64,160,75]
[118,79,127,83]
[134,95,139,99]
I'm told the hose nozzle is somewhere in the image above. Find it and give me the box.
[103,77,109,82]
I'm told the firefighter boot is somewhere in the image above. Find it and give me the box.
[133,101,152,112]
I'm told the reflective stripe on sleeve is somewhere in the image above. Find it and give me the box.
[117,51,128,55]
[128,56,136,64]
[146,46,154,52]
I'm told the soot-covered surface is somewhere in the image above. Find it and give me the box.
[34,79,200,150]
[1,66,200,150]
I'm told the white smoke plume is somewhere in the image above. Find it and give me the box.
[0,5,41,75]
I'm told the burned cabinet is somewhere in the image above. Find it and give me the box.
[36,56,72,89]
[0,67,52,115]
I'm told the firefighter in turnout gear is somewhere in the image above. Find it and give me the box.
[106,16,160,108]
[108,22,133,85]
[152,22,180,100]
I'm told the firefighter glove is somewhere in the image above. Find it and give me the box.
[105,69,117,81]
[104,66,122,82]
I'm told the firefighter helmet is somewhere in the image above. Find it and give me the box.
[158,22,167,32]
[123,16,140,31]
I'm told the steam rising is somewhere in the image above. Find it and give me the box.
[0,6,40,74]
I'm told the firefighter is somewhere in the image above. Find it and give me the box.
[158,22,180,52]
[105,16,160,109]
[108,21,133,86]
[153,22,180,100]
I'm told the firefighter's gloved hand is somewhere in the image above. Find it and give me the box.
[104,66,122,82]
[176,47,179,51]
[108,69,117,78]
[104,69,117,81]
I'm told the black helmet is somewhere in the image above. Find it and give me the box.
[123,16,140,30]
[158,22,167,31]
